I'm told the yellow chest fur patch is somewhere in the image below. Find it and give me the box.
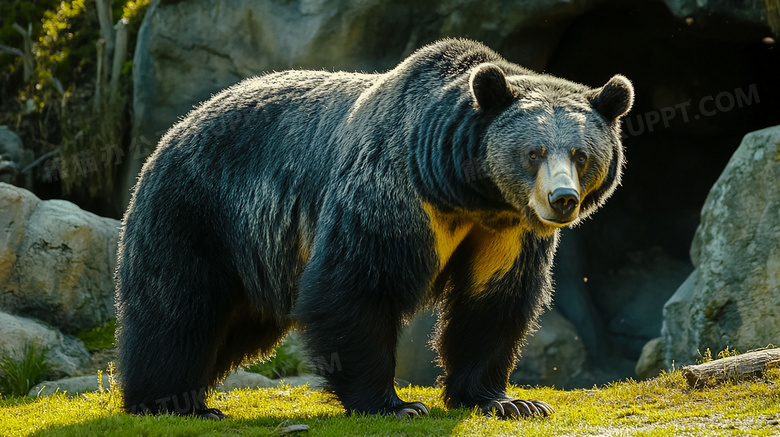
[466,225,523,289]
[422,202,523,292]
[421,202,474,270]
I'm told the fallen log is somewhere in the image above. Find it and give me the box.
[681,348,780,388]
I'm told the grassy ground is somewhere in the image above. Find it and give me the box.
[2,370,780,436]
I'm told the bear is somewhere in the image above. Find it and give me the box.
[115,38,633,419]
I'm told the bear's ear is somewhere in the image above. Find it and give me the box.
[470,63,514,111]
[589,75,634,122]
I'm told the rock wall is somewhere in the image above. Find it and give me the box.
[662,125,780,366]
[0,183,120,334]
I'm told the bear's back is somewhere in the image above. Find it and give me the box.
[158,70,379,170]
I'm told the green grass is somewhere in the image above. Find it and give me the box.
[244,335,308,379]
[75,320,117,352]
[0,343,51,397]
[2,370,780,436]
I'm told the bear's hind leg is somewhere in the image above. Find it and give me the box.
[118,303,229,417]
[117,272,243,418]
[296,294,429,417]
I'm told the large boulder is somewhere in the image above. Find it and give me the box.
[29,374,110,397]
[395,310,441,386]
[216,369,274,391]
[0,311,90,379]
[662,125,780,366]
[510,308,587,388]
[217,369,324,391]
[635,337,666,380]
[0,183,120,333]
[596,248,690,360]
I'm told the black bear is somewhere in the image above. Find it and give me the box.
[116,38,633,419]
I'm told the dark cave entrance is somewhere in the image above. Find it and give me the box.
[540,1,780,386]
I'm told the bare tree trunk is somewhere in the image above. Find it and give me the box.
[110,18,129,102]
[93,39,105,112]
[95,0,114,100]
[681,348,780,388]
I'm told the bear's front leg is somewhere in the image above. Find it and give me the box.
[436,293,554,417]
[437,287,555,418]
[436,233,557,419]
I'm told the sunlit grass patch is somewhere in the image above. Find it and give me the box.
[1,370,780,436]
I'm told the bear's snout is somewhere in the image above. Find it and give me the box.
[529,155,582,227]
[548,187,580,216]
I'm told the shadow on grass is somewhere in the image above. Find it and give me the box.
[26,408,462,437]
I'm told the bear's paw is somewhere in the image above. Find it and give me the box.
[389,401,431,418]
[481,397,555,419]
[196,408,226,420]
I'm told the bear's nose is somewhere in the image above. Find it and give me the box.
[548,188,580,216]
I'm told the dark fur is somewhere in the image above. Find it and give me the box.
[116,39,632,417]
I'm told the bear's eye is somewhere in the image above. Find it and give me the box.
[528,150,540,161]
[574,151,588,164]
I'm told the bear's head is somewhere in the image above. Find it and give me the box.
[471,63,633,235]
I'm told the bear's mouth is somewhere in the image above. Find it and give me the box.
[537,215,574,227]
[526,198,577,228]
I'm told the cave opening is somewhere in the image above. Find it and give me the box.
[543,0,780,386]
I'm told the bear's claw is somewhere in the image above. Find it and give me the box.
[482,398,554,419]
[196,408,226,420]
[391,402,430,418]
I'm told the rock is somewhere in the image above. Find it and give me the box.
[552,230,610,359]
[635,337,667,380]
[662,125,780,366]
[217,369,275,391]
[661,271,699,366]
[0,311,90,379]
[30,368,322,397]
[0,126,33,189]
[510,308,587,388]
[0,183,120,333]
[601,248,691,359]
[29,374,110,397]
[275,374,325,390]
[217,369,324,391]
[72,348,118,377]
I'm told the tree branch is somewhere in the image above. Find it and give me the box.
[681,348,780,388]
